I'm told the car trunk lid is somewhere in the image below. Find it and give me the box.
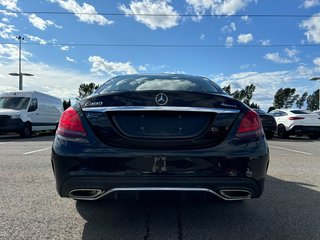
[80,91,244,149]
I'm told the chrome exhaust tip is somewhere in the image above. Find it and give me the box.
[68,189,104,200]
[219,189,252,201]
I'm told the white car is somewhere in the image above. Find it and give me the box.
[314,110,320,115]
[269,109,320,139]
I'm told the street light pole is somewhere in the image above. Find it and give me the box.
[18,36,23,91]
[310,77,320,110]
[8,36,34,90]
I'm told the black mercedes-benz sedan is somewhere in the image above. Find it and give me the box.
[51,74,269,201]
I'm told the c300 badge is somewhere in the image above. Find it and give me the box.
[84,101,103,107]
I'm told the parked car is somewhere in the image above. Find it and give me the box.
[51,74,269,201]
[269,109,320,139]
[253,108,277,139]
[0,91,63,137]
[313,110,320,115]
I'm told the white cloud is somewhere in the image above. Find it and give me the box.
[186,0,256,21]
[264,48,300,64]
[0,44,32,61]
[303,0,320,8]
[221,22,236,33]
[60,46,70,51]
[0,61,103,100]
[200,33,205,40]
[214,70,296,110]
[218,0,254,15]
[237,33,253,44]
[240,63,256,69]
[164,70,186,74]
[313,57,320,66]
[138,65,147,71]
[28,14,61,31]
[139,64,168,71]
[49,0,113,26]
[88,56,137,76]
[258,39,271,46]
[300,13,320,44]
[66,56,77,63]
[296,64,315,77]
[24,34,48,45]
[241,15,251,22]
[1,18,9,23]
[284,48,299,58]
[0,22,17,39]
[0,0,20,11]
[225,36,234,47]
[313,57,320,72]
[264,53,293,64]
[119,0,180,30]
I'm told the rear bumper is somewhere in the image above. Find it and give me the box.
[262,124,277,133]
[59,175,264,200]
[51,135,269,200]
[288,125,320,135]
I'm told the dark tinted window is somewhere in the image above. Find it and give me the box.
[28,98,38,112]
[290,110,310,114]
[0,97,30,110]
[278,111,288,116]
[269,110,287,117]
[95,75,222,94]
[254,109,267,115]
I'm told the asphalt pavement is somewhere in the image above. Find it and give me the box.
[0,134,319,240]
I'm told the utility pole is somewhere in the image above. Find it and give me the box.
[9,36,33,90]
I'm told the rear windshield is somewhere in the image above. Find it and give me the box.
[95,75,222,94]
[290,110,311,114]
[0,97,30,110]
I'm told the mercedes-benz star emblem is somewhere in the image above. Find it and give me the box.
[155,93,168,106]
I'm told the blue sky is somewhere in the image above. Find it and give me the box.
[0,0,320,110]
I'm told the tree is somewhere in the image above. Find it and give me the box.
[273,88,299,109]
[77,83,100,100]
[63,99,71,110]
[296,92,308,109]
[222,84,256,106]
[306,89,319,111]
[222,85,231,95]
[242,84,256,105]
[249,102,260,109]
[267,106,275,113]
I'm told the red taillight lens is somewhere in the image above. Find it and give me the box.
[236,110,262,137]
[288,117,304,120]
[57,107,87,138]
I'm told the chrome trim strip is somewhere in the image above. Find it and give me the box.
[68,187,251,201]
[82,106,240,114]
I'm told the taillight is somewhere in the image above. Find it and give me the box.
[57,107,87,138]
[236,110,263,138]
[288,117,304,120]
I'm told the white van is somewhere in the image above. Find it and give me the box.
[0,91,63,137]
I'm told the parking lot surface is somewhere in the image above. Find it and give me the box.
[0,134,319,240]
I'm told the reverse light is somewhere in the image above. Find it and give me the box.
[56,107,87,138]
[236,110,263,138]
[288,117,305,120]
